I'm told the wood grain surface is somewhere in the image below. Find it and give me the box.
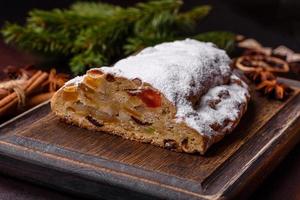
[0,79,299,200]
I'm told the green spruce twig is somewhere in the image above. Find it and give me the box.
[1,0,234,75]
[193,31,236,53]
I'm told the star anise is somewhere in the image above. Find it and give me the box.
[256,79,293,100]
[41,68,69,92]
[246,68,275,83]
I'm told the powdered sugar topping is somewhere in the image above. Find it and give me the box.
[181,75,249,137]
[65,76,83,86]
[102,39,232,103]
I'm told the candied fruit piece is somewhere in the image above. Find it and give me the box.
[137,89,161,108]
[123,105,142,118]
[127,96,142,107]
[87,69,104,77]
[63,85,77,93]
[62,86,78,101]
[83,75,106,93]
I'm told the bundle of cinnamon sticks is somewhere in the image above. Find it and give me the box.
[0,65,69,118]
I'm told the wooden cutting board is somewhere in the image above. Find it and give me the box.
[0,77,299,200]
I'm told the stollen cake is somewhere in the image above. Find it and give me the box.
[51,39,250,154]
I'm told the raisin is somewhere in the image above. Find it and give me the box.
[218,90,230,99]
[209,122,222,132]
[131,116,152,126]
[132,78,142,86]
[105,73,115,82]
[207,99,221,110]
[86,116,104,127]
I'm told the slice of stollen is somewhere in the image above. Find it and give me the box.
[51,39,250,154]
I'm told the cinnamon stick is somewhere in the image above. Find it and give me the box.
[0,98,18,115]
[26,72,48,94]
[27,92,54,107]
[0,71,48,116]
[0,89,9,99]
[0,70,42,108]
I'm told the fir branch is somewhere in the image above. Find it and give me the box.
[132,0,181,39]
[135,0,182,13]
[125,5,211,55]
[72,8,136,57]
[177,5,211,22]
[1,0,218,75]
[70,2,122,17]
[27,9,107,34]
[2,22,72,54]
[70,50,107,75]
[176,5,211,33]
[193,31,236,53]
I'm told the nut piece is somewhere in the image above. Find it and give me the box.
[163,139,178,150]
[132,78,143,86]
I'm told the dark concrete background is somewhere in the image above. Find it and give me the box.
[0,1,299,199]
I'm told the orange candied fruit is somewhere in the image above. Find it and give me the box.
[137,89,162,108]
[62,85,78,101]
[84,75,104,89]
[87,69,104,76]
